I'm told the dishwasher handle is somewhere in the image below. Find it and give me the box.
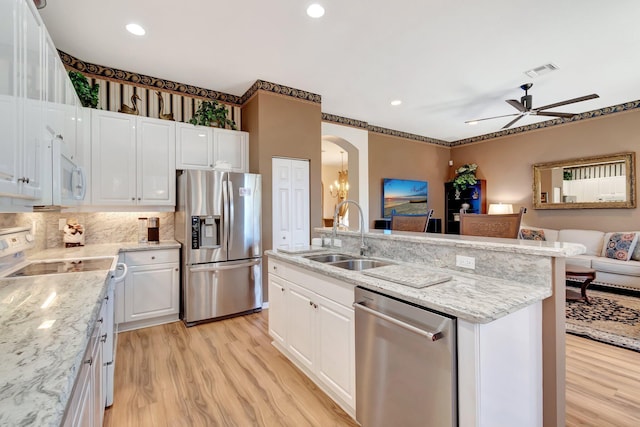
[353,301,443,342]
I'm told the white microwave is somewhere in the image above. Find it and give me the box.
[36,134,86,208]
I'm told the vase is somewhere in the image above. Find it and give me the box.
[454,189,461,200]
[461,202,470,210]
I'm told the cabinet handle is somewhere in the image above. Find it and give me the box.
[84,358,92,366]
[101,333,108,343]
[18,177,30,184]
[314,303,318,309]
[131,197,135,201]
[280,287,284,292]
[98,317,103,324]
[175,268,179,271]
[151,256,156,260]
[138,197,141,201]
[273,265,277,271]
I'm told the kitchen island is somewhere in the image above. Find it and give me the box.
[267,228,584,427]
[0,241,179,427]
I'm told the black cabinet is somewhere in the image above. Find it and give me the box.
[444,180,487,234]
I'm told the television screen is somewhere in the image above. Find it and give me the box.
[382,178,429,218]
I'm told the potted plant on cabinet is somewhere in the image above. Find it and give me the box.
[189,100,237,130]
[451,163,478,199]
[68,71,100,108]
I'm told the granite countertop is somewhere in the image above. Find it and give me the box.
[0,240,180,427]
[266,249,552,324]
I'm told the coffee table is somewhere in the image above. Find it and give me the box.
[565,264,597,304]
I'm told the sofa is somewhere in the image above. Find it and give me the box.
[519,227,640,290]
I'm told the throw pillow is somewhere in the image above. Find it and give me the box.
[519,228,546,241]
[604,232,639,261]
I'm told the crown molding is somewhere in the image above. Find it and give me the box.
[321,113,368,129]
[240,80,321,105]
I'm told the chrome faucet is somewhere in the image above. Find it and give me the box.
[331,199,368,256]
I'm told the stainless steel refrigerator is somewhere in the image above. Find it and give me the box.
[176,170,262,325]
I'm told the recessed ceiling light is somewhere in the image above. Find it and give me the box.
[390,100,402,106]
[126,23,146,36]
[307,4,325,18]
[467,121,478,125]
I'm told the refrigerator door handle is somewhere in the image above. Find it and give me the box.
[189,259,260,273]
[227,179,235,249]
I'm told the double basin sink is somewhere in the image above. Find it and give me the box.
[303,253,394,271]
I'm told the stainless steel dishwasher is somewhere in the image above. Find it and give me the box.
[354,286,457,427]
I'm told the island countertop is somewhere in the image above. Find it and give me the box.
[266,249,552,324]
[0,241,180,427]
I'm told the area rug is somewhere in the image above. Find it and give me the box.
[565,286,640,352]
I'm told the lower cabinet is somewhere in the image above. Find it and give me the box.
[116,248,180,331]
[267,258,355,415]
[63,298,106,427]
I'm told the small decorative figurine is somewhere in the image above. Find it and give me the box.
[119,94,141,115]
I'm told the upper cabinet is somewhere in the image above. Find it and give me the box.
[91,110,176,207]
[176,123,248,172]
[0,0,45,199]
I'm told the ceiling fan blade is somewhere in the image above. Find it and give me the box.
[465,113,519,124]
[536,94,599,111]
[506,99,527,112]
[502,115,524,129]
[535,111,576,119]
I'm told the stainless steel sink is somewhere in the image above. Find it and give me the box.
[303,253,356,263]
[329,259,394,271]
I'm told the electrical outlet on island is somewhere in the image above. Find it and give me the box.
[456,255,475,270]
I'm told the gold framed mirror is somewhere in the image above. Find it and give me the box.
[532,152,636,209]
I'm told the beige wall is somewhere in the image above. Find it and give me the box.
[368,133,451,226]
[241,91,322,299]
[450,110,640,231]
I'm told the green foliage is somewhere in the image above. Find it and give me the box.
[452,163,478,193]
[189,100,237,130]
[563,170,573,180]
[68,71,99,108]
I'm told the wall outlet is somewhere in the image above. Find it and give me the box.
[456,255,475,270]
[58,218,67,231]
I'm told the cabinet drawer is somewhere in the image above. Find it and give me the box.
[125,249,179,266]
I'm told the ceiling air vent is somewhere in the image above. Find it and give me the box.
[524,63,559,78]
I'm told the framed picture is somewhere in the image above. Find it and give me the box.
[540,192,548,203]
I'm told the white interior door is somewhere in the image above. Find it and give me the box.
[272,157,310,250]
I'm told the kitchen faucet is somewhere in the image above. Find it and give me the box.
[331,199,368,256]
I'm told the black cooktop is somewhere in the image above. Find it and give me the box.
[8,258,114,277]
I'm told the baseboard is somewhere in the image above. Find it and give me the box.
[262,301,269,309]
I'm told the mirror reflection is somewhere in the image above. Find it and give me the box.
[533,152,636,209]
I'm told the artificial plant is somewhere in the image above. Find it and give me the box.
[68,71,99,108]
[189,100,237,130]
[452,163,478,193]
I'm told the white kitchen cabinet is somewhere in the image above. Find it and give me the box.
[267,257,355,415]
[267,274,287,347]
[116,249,180,331]
[0,0,45,200]
[63,298,106,427]
[91,110,176,207]
[176,123,248,172]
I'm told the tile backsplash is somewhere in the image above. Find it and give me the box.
[0,212,175,254]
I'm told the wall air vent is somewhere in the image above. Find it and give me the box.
[524,63,559,78]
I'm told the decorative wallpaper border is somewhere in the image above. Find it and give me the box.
[60,50,640,147]
[240,80,321,105]
[321,113,368,129]
[450,100,640,147]
[59,50,243,105]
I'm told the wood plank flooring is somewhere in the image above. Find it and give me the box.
[105,310,640,427]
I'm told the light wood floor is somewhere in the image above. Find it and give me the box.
[105,311,640,427]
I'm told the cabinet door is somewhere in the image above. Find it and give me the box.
[62,79,78,160]
[91,110,136,205]
[213,128,247,172]
[0,0,20,196]
[267,274,287,346]
[286,281,315,370]
[137,117,175,205]
[316,294,355,408]
[18,0,44,200]
[176,123,212,169]
[124,262,179,322]
[92,301,106,426]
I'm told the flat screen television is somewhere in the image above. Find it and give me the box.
[382,178,429,218]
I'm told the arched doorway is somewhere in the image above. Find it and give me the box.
[321,136,359,228]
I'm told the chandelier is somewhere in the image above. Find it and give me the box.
[329,152,349,218]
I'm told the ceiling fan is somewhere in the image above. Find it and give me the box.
[465,83,599,129]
